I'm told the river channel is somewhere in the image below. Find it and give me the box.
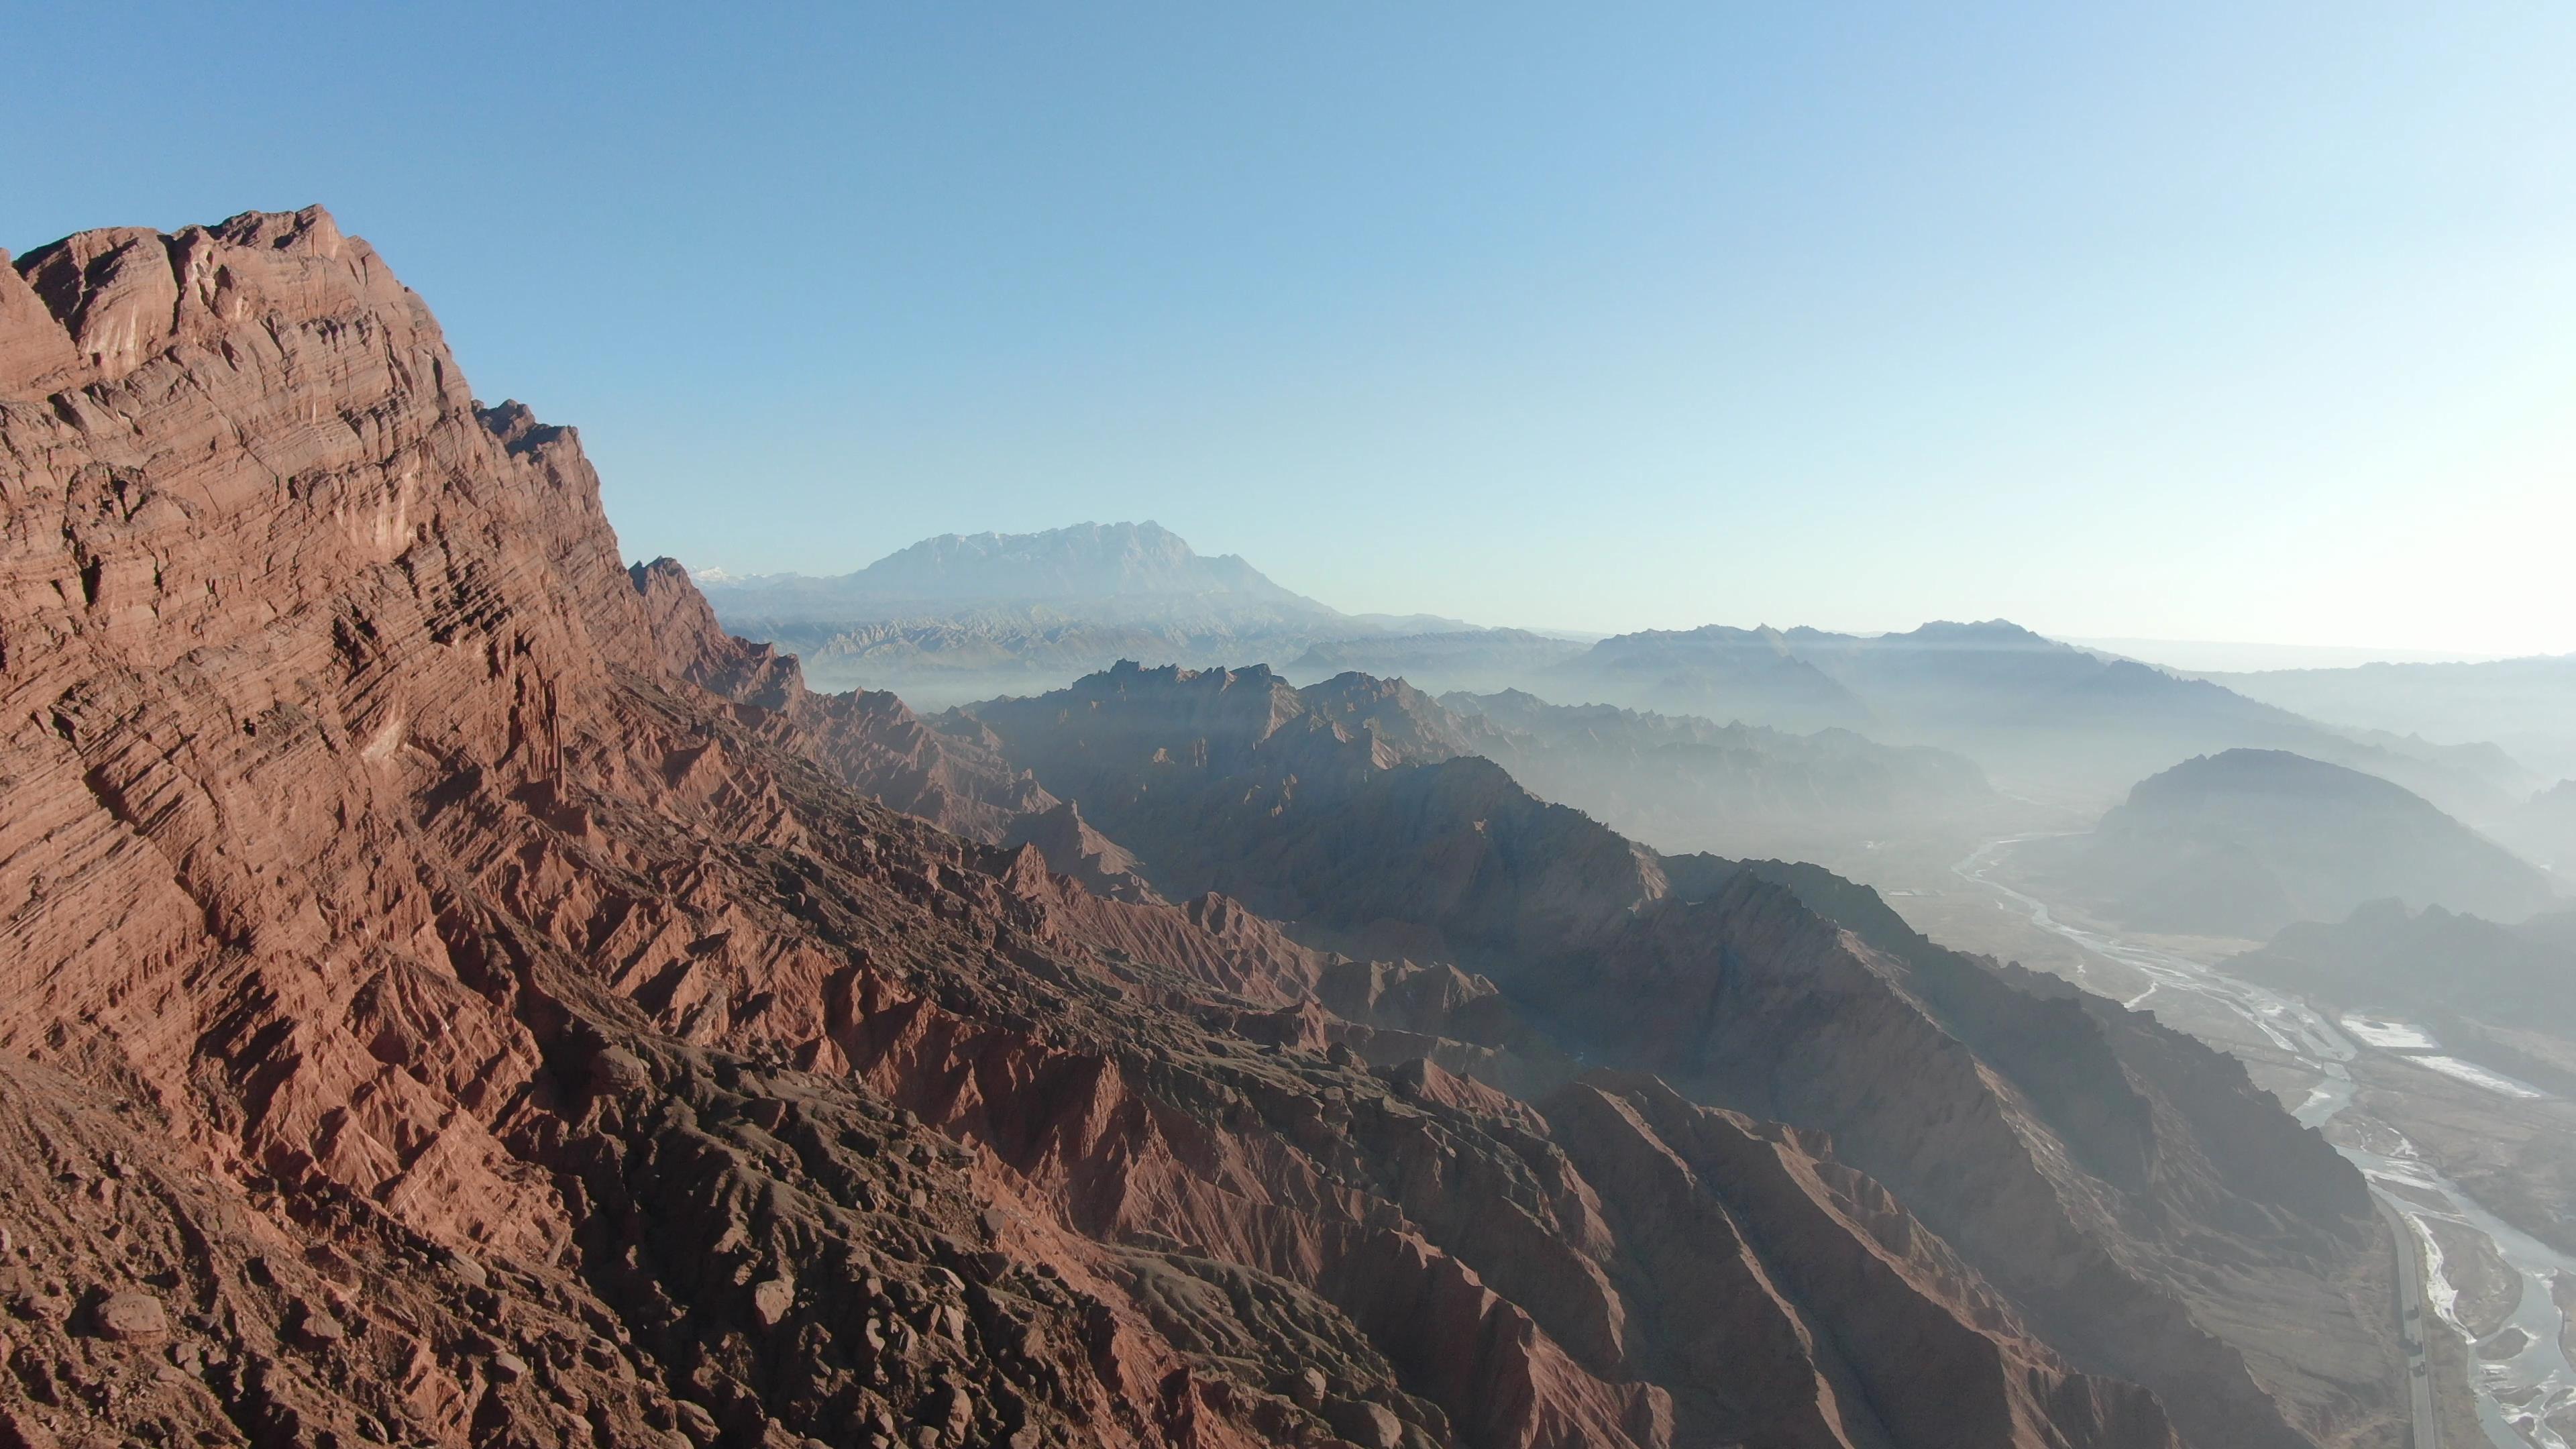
[1954,836,2576,1448]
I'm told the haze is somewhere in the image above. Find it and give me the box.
[8,1,2573,653]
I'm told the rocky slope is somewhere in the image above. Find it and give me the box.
[628,557,1063,847]
[2020,750,2561,938]
[0,208,2253,1448]
[959,665,2413,1449]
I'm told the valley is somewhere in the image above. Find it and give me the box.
[1923,836,2576,1449]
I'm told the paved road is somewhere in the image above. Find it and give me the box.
[2376,1193,2440,1449]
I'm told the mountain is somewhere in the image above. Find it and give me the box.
[1285,627,1592,694]
[698,523,1393,706]
[2204,654,2576,781]
[703,521,1336,625]
[1540,624,1878,733]
[1552,619,2534,816]
[1437,688,1998,865]
[0,205,2390,1449]
[2237,901,2576,1046]
[2021,749,2563,938]
[955,664,2406,1449]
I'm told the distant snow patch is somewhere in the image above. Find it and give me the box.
[2407,1055,2550,1100]
[2342,1016,2442,1052]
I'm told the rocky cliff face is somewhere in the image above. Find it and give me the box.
[0,209,2371,1449]
[628,557,1059,847]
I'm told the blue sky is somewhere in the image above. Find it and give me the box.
[11,3,2574,653]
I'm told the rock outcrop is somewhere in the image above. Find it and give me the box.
[0,209,2376,1449]
[629,555,1057,845]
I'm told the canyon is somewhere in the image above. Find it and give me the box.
[0,209,2409,1449]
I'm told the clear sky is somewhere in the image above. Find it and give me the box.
[10,3,2574,655]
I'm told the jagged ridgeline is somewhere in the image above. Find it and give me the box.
[1,211,2408,1448]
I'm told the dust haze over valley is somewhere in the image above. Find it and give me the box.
[11,6,2576,1449]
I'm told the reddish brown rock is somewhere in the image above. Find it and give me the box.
[749,1277,795,1329]
[0,1406,62,1449]
[86,1291,167,1344]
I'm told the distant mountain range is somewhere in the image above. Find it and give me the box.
[1286,627,1592,694]
[1438,687,1998,865]
[1536,619,2534,816]
[943,661,2002,933]
[2017,749,2563,940]
[700,520,1338,625]
[1540,624,1876,733]
[694,530,2544,819]
[696,521,1479,706]
[2201,654,2576,780]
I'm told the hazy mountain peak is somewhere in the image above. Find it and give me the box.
[692,519,1343,633]
[2126,747,2430,811]
[822,519,1315,602]
[1888,619,2062,649]
[2028,747,2563,937]
[878,518,1185,566]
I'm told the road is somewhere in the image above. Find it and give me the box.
[2377,1193,2440,1449]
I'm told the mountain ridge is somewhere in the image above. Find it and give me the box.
[695,523,2529,826]
[952,661,2403,1449]
[2019,748,2561,938]
[702,520,1339,619]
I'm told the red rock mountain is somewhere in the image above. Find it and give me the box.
[0,209,2394,1448]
